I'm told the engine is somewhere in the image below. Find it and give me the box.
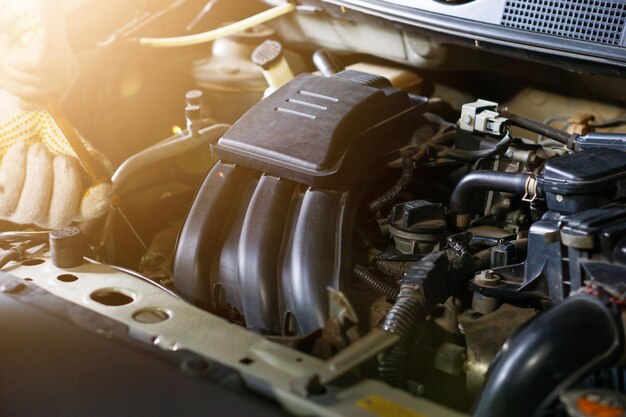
[174,71,426,334]
[5,1,626,416]
[170,62,626,415]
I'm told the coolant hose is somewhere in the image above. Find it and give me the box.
[473,295,624,417]
[450,171,530,216]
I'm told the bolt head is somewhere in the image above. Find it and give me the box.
[475,269,501,287]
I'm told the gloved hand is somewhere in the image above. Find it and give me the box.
[0,89,113,229]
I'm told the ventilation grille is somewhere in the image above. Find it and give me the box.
[502,0,626,46]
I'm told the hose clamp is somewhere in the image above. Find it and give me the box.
[522,175,539,203]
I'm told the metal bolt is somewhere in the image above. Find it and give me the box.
[185,89,203,107]
[475,270,501,287]
[463,115,473,125]
[556,194,564,202]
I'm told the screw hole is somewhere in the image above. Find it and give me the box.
[90,288,134,307]
[239,357,254,365]
[22,259,44,266]
[132,308,170,324]
[57,274,78,283]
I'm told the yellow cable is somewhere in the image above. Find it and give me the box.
[139,3,296,48]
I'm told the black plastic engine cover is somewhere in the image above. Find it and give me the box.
[212,73,426,188]
[175,73,426,334]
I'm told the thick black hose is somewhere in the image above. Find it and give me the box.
[369,150,416,213]
[449,171,530,214]
[500,109,574,145]
[590,116,626,128]
[474,295,623,417]
[353,264,399,300]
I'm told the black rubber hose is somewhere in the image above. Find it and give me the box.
[449,171,530,214]
[369,150,416,213]
[500,108,574,145]
[353,264,400,301]
[473,295,624,417]
[590,116,626,128]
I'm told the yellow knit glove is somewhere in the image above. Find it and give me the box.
[0,89,113,229]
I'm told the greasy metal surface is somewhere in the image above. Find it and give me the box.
[460,303,536,394]
[5,254,465,417]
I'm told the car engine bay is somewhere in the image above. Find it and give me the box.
[2,0,626,416]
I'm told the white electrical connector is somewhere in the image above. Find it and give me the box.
[459,99,509,137]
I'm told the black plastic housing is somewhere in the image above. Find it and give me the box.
[539,148,626,214]
[213,73,426,188]
[176,73,428,334]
